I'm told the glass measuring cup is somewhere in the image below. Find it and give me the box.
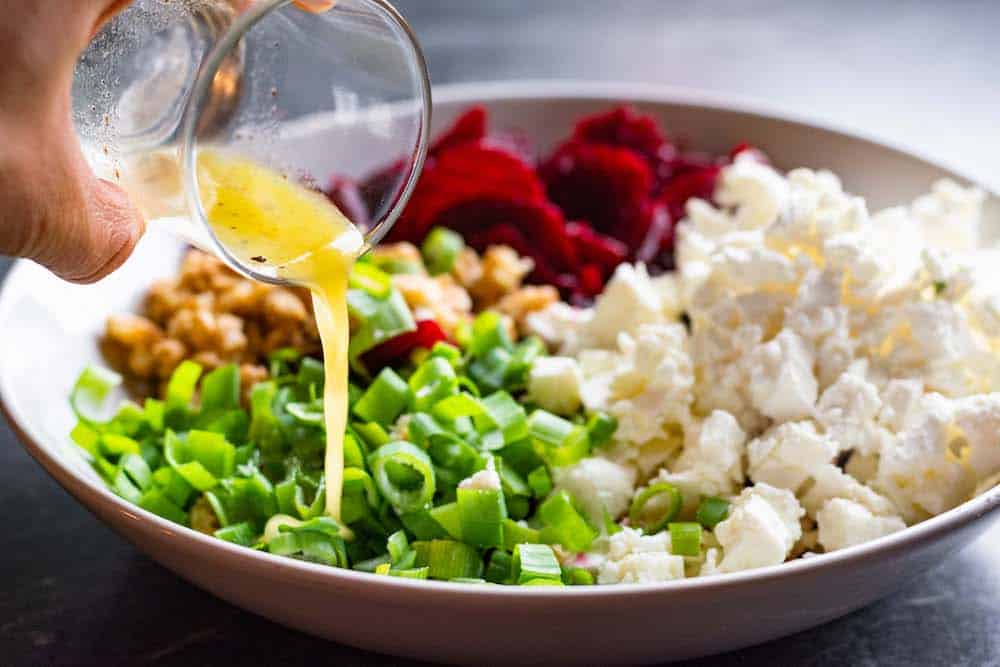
[73,0,430,284]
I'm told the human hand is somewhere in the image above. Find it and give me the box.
[0,0,335,284]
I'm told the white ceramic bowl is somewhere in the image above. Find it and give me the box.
[2,82,999,665]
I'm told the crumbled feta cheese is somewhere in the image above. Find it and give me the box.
[580,323,693,447]
[747,329,818,422]
[816,498,906,552]
[747,421,837,492]
[878,379,924,433]
[657,410,746,505]
[911,179,985,253]
[458,457,501,491]
[875,393,976,521]
[714,154,790,230]
[714,484,804,572]
[816,370,884,455]
[523,302,591,354]
[586,263,664,347]
[554,457,637,524]
[528,356,583,416]
[800,463,899,518]
[596,527,685,584]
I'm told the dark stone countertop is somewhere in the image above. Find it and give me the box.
[2,2,998,664]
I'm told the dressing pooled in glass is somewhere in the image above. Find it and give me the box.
[196,150,363,534]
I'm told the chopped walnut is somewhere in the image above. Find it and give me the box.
[262,288,308,328]
[495,285,559,330]
[190,495,220,535]
[451,247,483,289]
[469,245,534,308]
[372,242,425,272]
[392,272,473,337]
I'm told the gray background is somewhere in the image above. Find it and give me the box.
[2,1,998,665]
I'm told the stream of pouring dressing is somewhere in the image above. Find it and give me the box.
[196,150,363,536]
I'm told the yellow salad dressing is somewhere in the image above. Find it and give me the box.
[196,150,363,530]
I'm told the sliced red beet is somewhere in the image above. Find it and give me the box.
[573,106,668,162]
[362,319,449,371]
[577,263,604,298]
[539,141,652,240]
[463,220,563,285]
[430,106,488,155]
[566,222,627,273]
[657,165,721,222]
[432,198,577,272]
[391,143,547,243]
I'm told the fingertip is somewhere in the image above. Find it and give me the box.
[67,178,146,284]
[293,0,337,14]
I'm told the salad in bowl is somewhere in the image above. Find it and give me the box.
[70,104,999,587]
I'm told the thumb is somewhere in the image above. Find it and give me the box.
[22,167,146,284]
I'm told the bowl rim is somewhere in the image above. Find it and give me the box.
[2,79,998,601]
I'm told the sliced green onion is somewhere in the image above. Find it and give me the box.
[586,412,618,448]
[428,341,462,367]
[296,357,325,393]
[629,482,683,534]
[408,357,459,412]
[100,433,140,457]
[70,422,99,459]
[565,567,595,586]
[478,391,529,444]
[152,466,194,507]
[696,496,731,530]
[347,288,416,375]
[215,521,257,547]
[353,554,391,572]
[399,509,448,540]
[412,539,483,581]
[669,522,702,557]
[527,466,553,498]
[353,421,390,449]
[387,530,410,564]
[457,487,507,549]
[428,502,463,541]
[432,392,484,422]
[497,458,531,499]
[248,382,284,460]
[538,490,597,552]
[406,412,445,448]
[165,360,202,411]
[70,365,122,423]
[349,261,393,298]
[138,489,187,524]
[185,430,236,479]
[497,438,546,477]
[285,399,325,426]
[504,336,546,391]
[485,549,514,584]
[164,431,218,491]
[200,364,240,412]
[513,543,562,584]
[120,453,152,490]
[353,367,411,425]
[529,410,590,467]
[343,431,367,470]
[468,311,513,358]
[502,518,541,552]
[421,226,464,275]
[468,347,512,394]
[144,398,165,433]
[369,441,436,513]
[390,566,430,579]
